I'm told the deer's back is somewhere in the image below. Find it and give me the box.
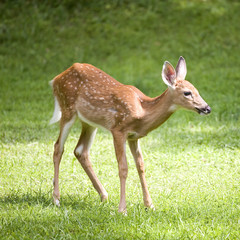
[52,63,145,130]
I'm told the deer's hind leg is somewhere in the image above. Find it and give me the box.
[53,115,76,206]
[74,122,108,201]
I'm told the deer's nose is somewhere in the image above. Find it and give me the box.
[196,105,211,115]
[204,105,211,114]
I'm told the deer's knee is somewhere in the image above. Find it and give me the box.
[74,149,92,168]
[53,141,64,163]
[136,159,145,174]
[74,143,84,158]
[119,164,128,179]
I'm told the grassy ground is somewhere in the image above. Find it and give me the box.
[0,0,240,239]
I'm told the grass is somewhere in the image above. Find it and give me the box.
[0,0,240,239]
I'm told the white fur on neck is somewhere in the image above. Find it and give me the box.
[168,104,179,112]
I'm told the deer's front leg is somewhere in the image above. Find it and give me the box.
[112,131,128,213]
[128,139,154,209]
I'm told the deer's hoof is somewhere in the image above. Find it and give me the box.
[145,203,155,211]
[118,208,127,216]
[101,193,108,202]
[54,199,60,207]
[53,193,60,207]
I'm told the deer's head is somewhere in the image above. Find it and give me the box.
[162,56,211,115]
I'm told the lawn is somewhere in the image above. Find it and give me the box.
[0,0,240,239]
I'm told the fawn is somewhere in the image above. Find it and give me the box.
[50,57,211,212]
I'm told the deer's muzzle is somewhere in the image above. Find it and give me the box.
[196,105,211,115]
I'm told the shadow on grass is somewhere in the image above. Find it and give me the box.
[0,191,111,211]
[0,192,52,207]
[0,190,157,218]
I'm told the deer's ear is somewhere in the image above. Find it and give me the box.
[162,61,176,88]
[176,56,187,80]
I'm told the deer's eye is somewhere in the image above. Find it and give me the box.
[184,91,192,97]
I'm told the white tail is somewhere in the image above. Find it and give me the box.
[49,80,62,125]
[50,57,211,212]
[49,97,62,125]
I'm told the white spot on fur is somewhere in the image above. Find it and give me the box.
[109,108,118,114]
[168,104,179,112]
[75,144,84,155]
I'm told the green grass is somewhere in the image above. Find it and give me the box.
[0,0,240,239]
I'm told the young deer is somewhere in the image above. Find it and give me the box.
[50,57,211,212]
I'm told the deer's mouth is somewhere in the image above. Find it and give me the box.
[195,106,211,115]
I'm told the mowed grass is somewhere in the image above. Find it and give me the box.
[0,0,240,239]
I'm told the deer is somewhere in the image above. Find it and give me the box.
[49,56,211,213]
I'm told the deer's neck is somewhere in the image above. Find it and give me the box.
[141,89,177,134]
